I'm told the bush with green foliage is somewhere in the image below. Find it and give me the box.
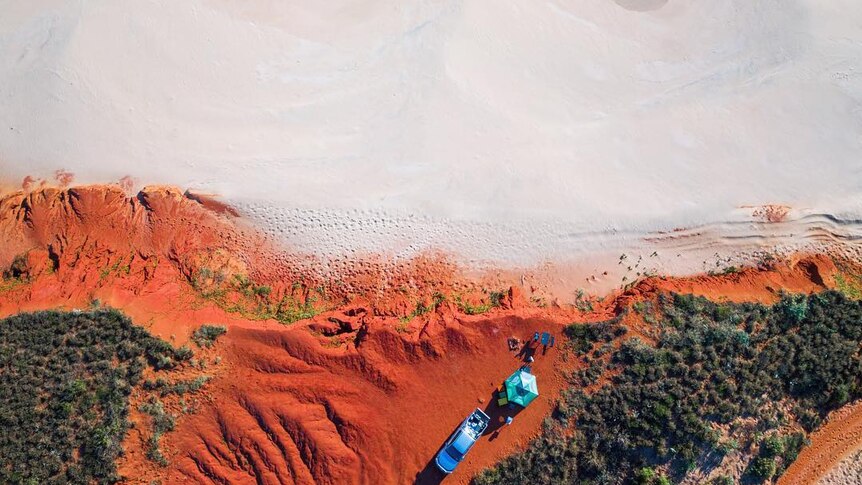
[455,290,505,315]
[138,398,175,467]
[474,291,862,485]
[142,376,211,397]
[191,325,227,348]
[0,309,190,484]
[634,467,670,485]
[748,457,776,481]
[760,435,784,458]
[775,432,807,477]
[565,320,626,355]
[710,475,733,485]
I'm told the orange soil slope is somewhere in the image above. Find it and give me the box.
[165,309,572,485]
[0,184,854,484]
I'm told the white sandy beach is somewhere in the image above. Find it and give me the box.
[2,0,862,288]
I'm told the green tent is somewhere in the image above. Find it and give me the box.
[504,369,538,407]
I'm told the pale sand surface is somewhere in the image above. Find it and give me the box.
[818,449,862,485]
[2,1,862,284]
[238,200,862,294]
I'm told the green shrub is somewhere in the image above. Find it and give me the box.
[749,457,776,481]
[0,310,185,483]
[475,291,862,485]
[143,375,211,397]
[634,467,655,484]
[760,435,783,458]
[710,475,733,485]
[775,432,808,477]
[174,345,194,361]
[191,324,227,348]
[139,398,175,467]
[565,321,624,355]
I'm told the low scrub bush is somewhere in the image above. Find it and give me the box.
[191,325,227,348]
[0,309,190,483]
[475,291,862,484]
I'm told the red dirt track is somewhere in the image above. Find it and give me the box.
[778,400,862,485]
[0,184,856,484]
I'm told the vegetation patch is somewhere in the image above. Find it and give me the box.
[192,268,325,324]
[191,325,227,348]
[565,320,625,355]
[400,292,447,323]
[455,290,505,315]
[98,254,134,283]
[835,272,862,300]
[475,291,862,484]
[138,398,175,467]
[0,309,195,484]
[267,293,321,323]
[143,376,211,397]
[575,289,594,312]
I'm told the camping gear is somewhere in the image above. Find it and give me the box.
[549,336,555,347]
[540,332,550,345]
[504,369,539,407]
[533,332,539,342]
[498,388,508,406]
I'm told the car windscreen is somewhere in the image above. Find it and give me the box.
[445,445,464,461]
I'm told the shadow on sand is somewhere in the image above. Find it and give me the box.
[414,333,545,484]
[414,459,447,485]
[517,336,552,363]
[414,377,528,484]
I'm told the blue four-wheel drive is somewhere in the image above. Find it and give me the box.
[434,408,491,474]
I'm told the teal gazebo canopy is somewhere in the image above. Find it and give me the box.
[504,369,539,407]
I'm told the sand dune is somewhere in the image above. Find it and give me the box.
[2,0,862,275]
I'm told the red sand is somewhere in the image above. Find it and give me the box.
[0,184,852,484]
[778,400,862,485]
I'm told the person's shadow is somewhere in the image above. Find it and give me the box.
[414,377,527,484]
[415,332,536,485]
[516,340,537,363]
